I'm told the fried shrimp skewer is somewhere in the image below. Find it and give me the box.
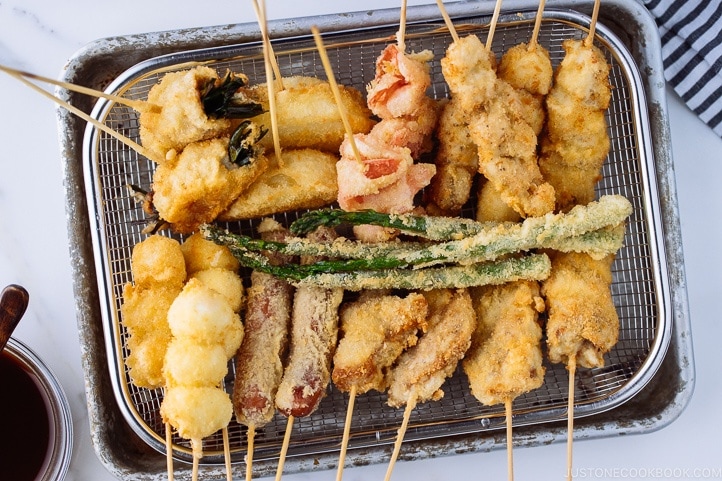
[384,289,476,481]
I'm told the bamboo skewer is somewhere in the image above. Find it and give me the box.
[485,0,504,51]
[252,0,283,166]
[222,427,232,481]
[311,25,363,164]
[505,398,514,481]
[246,424,257,481]
[383,395,418,481]
[166,422,175,481]
[529,0,546,50]
[274,415,295,481]
[335,385,357,481]
[0,64,155,113]
[584,0,602,48]
[434,0,459,42]
[398,0,408,54]
[566,358,577,481]
[5,70,164,164]
[192,441,201,481]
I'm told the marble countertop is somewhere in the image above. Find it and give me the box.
[1,1,721,480]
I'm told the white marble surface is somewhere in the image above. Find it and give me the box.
[0,1,721,480]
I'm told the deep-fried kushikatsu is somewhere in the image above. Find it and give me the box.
[244,75,375,153]
[121,235,186,389]
[441,33,555,219]
[383,288,476,481]
[336,32,439,242]
[139,66,264,163]
[463,279,546,481]
[232,220,295,481]
[539,37,612,212]
[464,280,545,406]
[333,291,428,395]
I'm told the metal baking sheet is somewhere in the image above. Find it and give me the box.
[59,1,693,479]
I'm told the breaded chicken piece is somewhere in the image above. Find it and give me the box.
[539,39,612,211]
[152,136,268,233]
[442,34,555,218]
[463,280,546,406]
[542,251,619,369]
[386,288,475,407]
[332,291,428,395]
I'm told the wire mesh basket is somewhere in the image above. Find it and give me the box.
[81,4,670,476]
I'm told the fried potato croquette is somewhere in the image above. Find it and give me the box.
[220,148,339,220]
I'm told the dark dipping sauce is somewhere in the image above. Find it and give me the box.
[0,350,53,481]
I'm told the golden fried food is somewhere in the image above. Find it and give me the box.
[245,76,375,153]
[220,148,339,220]
[130,234,186,289]
[125,331,170,389]
[166,278,243,346]
[386,289,475,407]
[152,136,268,233]
[463,280,545,406]
[429,98,478,214]
[180,232,240,275]
[139,66,240,163]
[539,39,612,211]
[542,251,619,369]
[189,268,244,313]
[160,386,233,443]
[475,180,522,223]
[163,338,229,388]
[332,291,428,394]
[441,34,555,218]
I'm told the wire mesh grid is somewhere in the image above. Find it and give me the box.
[86,11,664,465]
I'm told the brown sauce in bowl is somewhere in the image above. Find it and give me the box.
[0,350,53,481]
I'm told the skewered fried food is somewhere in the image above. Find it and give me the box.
[275,227,344,418]
[160,386,234,447]
[542,251,619,369]
[189,268,244,313]
[429,98,478,214]
[245,75,375,153]
[332,291,428,394]
[140,66,263,163]
[386,288,475,407]
[163,339,229,388]
[220,148,339,220]
[122,235,185,389]
[151,133,268,233]
[180,232,240,275]
[233,219,295,428]
[539,38,612,211]
[441,34,555,218]
[463,280,545,406]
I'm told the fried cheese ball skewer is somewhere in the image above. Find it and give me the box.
[463,280,546,481]
[384,289,476,481]
[232,220,295,481]
[160,279,244,477]
[332,291,429,480]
